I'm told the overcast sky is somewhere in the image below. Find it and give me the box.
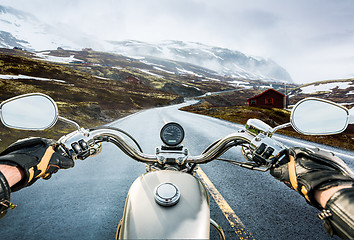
[2,0,354,84]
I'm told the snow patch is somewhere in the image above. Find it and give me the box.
[35,52,84,64]
[200,48,224,60]
[0,74,68,83]
[94,75,110,80]
[182,83,201,91]
[128,56,145,60]
[300,82,352,94]
[112,66,122,70]
[137,69,164,78]
[229,80,252,89]
[205,77,221,82]
[153,66,175,75]
[176,67,203,77]
[229,80,249,85]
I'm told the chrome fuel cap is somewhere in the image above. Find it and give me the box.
[155,183,180,207]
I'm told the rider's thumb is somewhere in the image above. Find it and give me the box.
[270,163,289,182]
[59,157,74,169]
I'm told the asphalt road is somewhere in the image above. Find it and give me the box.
[1,101,353,239]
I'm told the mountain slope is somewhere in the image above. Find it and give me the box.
[288,79,354,107]
[0,48,180,116]
[107,40,293,83]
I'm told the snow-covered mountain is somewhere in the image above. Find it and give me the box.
[0,5,84,50]
[107,40,293,83]
[0,5,293,83]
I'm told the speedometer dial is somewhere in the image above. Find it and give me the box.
[160,122,185,146]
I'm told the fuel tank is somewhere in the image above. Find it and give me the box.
[117,170,210,239]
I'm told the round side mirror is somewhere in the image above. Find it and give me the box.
[291,98,349,135]
[0,93,58,130]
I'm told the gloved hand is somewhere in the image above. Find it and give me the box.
[270,147,354,239]
[0,137,74,191]
[270,147,354,209]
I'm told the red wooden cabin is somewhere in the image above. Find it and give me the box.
[247,89,285,109]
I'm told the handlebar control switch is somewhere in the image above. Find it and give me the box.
[70,140,91,160]
[250,133,286,167]
[263,147,275,159]
[255,143,267,155]
[71,142,82,154]
[78,139,88,150]
[253,155,266,165]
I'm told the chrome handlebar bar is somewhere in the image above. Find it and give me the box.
[91,129,158,163]
[187,131,254,163]
[59,127,256,164]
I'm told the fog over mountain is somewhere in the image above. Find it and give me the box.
[2,0,354,84]
[0,4,293,83]
[108,40,292,82]
[0,5,94,50]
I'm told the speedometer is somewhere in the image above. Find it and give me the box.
[160,122,185,146]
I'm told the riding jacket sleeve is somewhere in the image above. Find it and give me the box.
[319,187,354,239]
[0,171,12,218]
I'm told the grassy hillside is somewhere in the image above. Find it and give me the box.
[195,88,265,106]
[34,49,236,96]
[0,49,181,150]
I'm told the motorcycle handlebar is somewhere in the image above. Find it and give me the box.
[187,131,253,163]
[92,128,158,163]
[59,127,255,164]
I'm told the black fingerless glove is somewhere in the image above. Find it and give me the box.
[270,147,354,209]
[0,137,74,191]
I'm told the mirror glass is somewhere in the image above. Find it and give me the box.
[291,98,349,135]
[0,94,58,130]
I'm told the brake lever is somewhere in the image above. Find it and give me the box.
[216,132,289,172]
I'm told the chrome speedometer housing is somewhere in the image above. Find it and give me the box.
[160,122,185,147]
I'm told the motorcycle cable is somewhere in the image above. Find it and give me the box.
[216,141,280,172]
[90,126,144,153]
[202,139,222,155]
[188,139,246,173]
[188,139,222,173]
[215,158,269,172]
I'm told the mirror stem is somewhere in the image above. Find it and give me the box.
[272,122,291,134]
[58,116,82,132]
